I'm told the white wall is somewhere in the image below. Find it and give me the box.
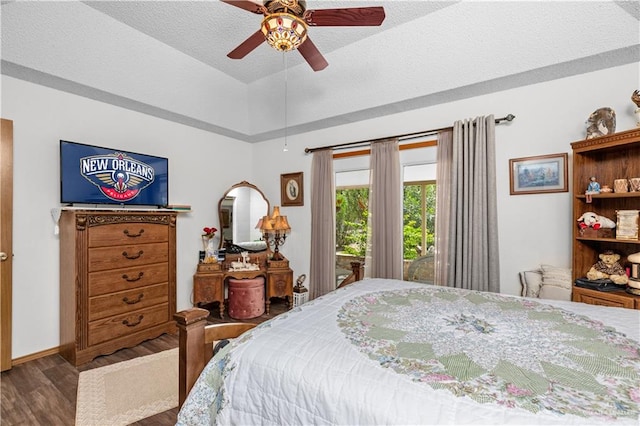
[1,76,254,358]
[252,62,638,298]
[3,62,637,359]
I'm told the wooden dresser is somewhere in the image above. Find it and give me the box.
[59,210,177,366]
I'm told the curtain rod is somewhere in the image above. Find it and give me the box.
[304,114,516,154]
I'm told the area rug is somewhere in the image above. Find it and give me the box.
[75,348,178,426]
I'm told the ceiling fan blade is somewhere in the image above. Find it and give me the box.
[220,0,266,15]
[303,7,385,26]
[227,30,266,59]
[297,37,328,72]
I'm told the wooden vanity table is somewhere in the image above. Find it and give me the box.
[193,259,293,316]
[197,180,294,317]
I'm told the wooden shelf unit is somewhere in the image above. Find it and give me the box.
[571,128,640,309]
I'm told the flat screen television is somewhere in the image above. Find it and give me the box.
[60,140,169,207]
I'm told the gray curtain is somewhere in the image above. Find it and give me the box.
[437,116,500,292]
[309,150,336,299]
[367,138,403,279]
[434,129,453,286]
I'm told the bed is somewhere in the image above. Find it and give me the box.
[175,278,640,425]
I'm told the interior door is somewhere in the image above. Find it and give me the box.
[1,118,14,371]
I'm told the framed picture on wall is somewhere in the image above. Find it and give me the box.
[221,209,231,227]
[509,153,568,195]
[281,172,303,206]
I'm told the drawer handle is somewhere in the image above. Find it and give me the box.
[123,229,145,238]
[122,294,144,305]
[122,250,143,260]
[122,315,144,327]
[122,272,144,282]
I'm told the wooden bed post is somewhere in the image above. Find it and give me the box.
[336,261,363,289]
[350,261,363,282]
[173,308,209,408]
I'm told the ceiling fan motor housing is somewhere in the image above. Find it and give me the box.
[264,0,306,16]
[261,3,309,52]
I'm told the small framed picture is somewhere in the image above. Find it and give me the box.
[509,153,568,195]
[221,209,231,228]
[281,172,303,206]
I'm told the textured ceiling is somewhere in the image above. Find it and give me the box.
[2,1,639,142]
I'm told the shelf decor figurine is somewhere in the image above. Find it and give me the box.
[293,274,309,307]
[632,90,640,127]
[585,176,600,202]
[585,107,616,139]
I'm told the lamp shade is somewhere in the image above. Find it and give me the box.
[260,215,274,233]
[273,215,291,232]
[271,206,281,220]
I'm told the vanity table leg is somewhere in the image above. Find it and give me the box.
[265,299,271,315]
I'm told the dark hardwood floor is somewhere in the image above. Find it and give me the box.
[0,299,288,425]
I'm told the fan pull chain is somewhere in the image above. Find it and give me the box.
[283,52,289,152]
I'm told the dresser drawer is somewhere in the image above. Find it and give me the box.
[89,263,168,296]
[572,287,636,309]
[88,303,169,346]
[88,223,168,247]
[88,242,168,272]
[193,273,224,305]
[89,283,169,321]
[267,271,292,298]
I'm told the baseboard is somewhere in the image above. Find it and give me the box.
[12,346,60,366]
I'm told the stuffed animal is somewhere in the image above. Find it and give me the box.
[577,211,616,230]
[586,251,628,285]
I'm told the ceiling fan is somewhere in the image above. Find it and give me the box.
[222,0,386,71]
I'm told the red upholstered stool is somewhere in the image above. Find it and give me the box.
[228,277,265,319]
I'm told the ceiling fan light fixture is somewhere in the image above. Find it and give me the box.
[261,13,308,52]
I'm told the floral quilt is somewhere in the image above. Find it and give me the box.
[337,286,640,421]
[177,279,640,425]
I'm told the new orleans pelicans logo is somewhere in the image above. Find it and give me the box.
[80,152,154,202]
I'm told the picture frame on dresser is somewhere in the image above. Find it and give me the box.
[509,153,568,195]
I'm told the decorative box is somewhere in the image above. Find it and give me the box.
[578,227,614,238]
[197,262,221,272]
[615,210,639,240]
[268,259,289,269]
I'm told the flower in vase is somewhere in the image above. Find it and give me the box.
[202,227,218,263]
[202,227,217,238]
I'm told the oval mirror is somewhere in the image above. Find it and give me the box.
[218,181,270,251]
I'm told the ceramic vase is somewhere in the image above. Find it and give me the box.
[202,236,217,262]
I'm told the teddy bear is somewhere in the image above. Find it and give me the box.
[577,211,616,230]
[586,250,628,285]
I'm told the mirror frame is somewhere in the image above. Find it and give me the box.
[217,181,270,249]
